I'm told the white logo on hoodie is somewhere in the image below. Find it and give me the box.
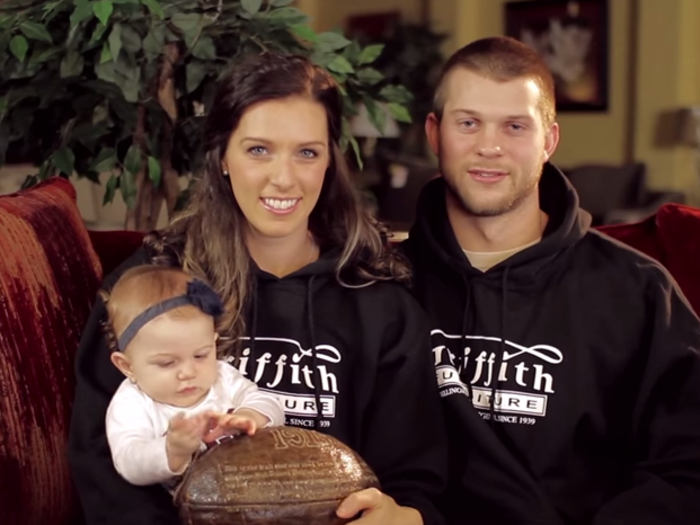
[227,337,341,423]
[431,329,564,418]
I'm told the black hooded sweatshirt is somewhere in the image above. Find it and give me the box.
[402,164,700,525]
[68,247,447,525]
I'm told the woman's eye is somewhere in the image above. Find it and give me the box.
[300,149,318,159]
[249,146,267,155]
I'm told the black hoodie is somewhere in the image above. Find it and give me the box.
[68,247,447,525]
[402,164,700,525]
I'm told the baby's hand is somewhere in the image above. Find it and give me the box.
[165,412,210,472]
[202,408,270,444]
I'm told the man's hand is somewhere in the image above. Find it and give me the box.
[165,412,210,473]
[336,488,423,525]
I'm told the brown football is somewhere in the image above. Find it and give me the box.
[174,426,380,525]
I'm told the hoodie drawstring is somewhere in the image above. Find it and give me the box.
[248,280,259,365]
[460,277,475,400]
[488,268,511,427]
[305,276,323,431]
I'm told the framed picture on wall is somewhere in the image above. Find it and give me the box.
[504,0,609,112]
[345,11,401,43]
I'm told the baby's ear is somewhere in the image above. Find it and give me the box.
[214,332,219,342]
[110,352,134,382]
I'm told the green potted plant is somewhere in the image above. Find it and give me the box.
[0,0,413,230]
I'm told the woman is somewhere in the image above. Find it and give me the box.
[68,52,446,525]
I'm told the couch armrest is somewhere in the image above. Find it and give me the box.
[602,191,686,225]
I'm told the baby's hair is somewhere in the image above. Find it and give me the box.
[100,265,210,352]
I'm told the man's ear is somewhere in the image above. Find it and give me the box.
[425,112,440,157]
[543,122,560,161]
[110,352,134,381]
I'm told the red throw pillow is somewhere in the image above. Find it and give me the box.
[0,177,102,525]
[598,203,700,314]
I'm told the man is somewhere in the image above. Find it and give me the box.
[402,36,700,525]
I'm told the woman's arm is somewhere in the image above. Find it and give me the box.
[348,286,448,525]
[68,251,179,525]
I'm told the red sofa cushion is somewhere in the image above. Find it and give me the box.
[0,177,103,525]
[598,203,700,314]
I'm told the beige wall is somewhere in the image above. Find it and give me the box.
[301,0,700,204]
[430,0,634,169]
[298,0,424,32]
[633,0,700,203]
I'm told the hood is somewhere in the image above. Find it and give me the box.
[406,162,591,290]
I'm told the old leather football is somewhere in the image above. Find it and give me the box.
[174,426,379,525]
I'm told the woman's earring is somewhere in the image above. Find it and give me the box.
[222,170,230,178]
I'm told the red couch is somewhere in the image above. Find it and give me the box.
[1,177,699,525]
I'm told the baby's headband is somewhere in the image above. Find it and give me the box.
[117,279,224,351]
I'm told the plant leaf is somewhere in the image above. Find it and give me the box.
[100,43,112,64]
[90,148,118,172]
[19,21,53,44]
[363,97,386,136]
[241,0,262,15]
[171,12,201,34]
[191,36,215,60]
[103,173,118,205]
[29,47,61,64]
[148,156,161,187]
[186,60,206,93]
[95,61,118,83]
[93,1,114,26]
[70,0,94,28]
[60,50,84,77]
[141,0,165,18]
[327,55,354,74]
[387,102,412,123]
[89,21,109,48]
[124,143,142,175]
[316,31,350,52]
[119,24,142,53]
[358,44,384,65]
[120,170,137,209]
[108,24,122,60]
[266,7,307,24]
[52,147,75,175]
[379,84,413,104]
[0,14,15,30]
[356,67,383,85]
[290,24,317,43]
[9,35,29,63]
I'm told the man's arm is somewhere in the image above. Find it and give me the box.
[593,271,700,525]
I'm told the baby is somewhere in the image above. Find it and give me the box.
[101,265,285,486]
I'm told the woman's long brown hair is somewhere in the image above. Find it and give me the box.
[146,52,409,358]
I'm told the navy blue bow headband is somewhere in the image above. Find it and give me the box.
[117,279,224,351]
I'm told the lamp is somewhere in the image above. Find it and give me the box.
[677,106,700,147]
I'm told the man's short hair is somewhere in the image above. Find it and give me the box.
[433,36,556,127]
